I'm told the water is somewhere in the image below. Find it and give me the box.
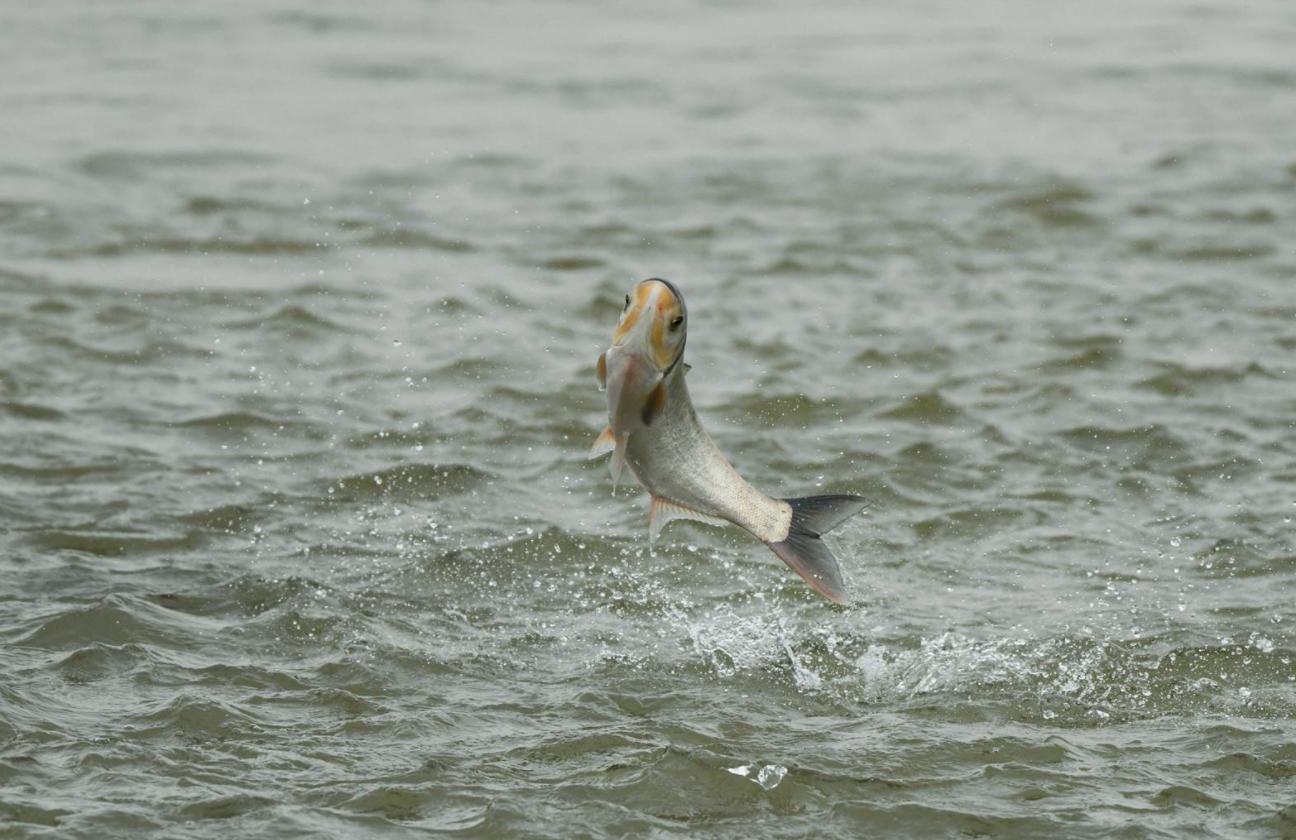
[2,1,1295,836]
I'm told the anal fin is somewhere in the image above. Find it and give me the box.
[648,495,728,547]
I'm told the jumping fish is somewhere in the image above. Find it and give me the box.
[589,278,867,604]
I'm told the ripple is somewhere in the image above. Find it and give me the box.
[326,61,429,82]
[0,800,70,828]
[225,304,350,334]
[1058,424,1188,461]
[176,503,266,533]
[717,392,849,424]
[269,9,376,33]
[911,507,1035,540]
[1035,345,1121,371]
[326,463,492,499]
[877,391,966,425]
[25,529,204,557]
[852,346,954,370]
[993,182,1101,228]
[50,235,321,259]
[0,459,134,481]
[175,412,317,436]
[218,574,336,618]
[539,254,606,271]
[1135,360,1271,397]
[426,357,511,381]
[360,228,475,252]
[182,195,282,216]
[1201,752,1296,781]
[92,303,150,326]
[16,595,207,650]
[132,696,263,741]
[187,663,306,692]
[44,336,209,364]
[76,149,274,179]
[247,687,385,717]
[1150,785,1220,808]
[1191,539,1277,578]
[54,643,151,684]
[551,746,775,822]
[176,795,275,822]
[1130,239,1276,261]
[0,401,65,421]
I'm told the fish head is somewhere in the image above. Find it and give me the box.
[604,278,687,433]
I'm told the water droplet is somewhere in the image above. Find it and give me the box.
[755,764,787,790]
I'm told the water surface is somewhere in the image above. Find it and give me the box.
[2,1,1295,837]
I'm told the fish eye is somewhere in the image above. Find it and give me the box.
[669,315,684,331]
[623,294,630,310]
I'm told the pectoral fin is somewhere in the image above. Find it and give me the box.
[641,380,667,426]
[596,351,607,391]
[648,495,728,547]
[610,435,629,492]
[588,425,615,459]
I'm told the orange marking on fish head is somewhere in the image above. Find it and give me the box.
[609,279,686,372]
[611,282,656,345]
[643,279,686,369]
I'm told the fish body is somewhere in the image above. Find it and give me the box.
[590,278,866,604]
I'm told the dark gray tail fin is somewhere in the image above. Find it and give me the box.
[767,495,868,605]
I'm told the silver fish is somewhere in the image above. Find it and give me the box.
[589,278,867,604]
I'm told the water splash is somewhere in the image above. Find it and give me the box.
[726,763,788,790]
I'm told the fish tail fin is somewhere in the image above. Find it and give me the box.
[767,494,869,605]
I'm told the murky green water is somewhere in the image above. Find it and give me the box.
[2,1,1295,837]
